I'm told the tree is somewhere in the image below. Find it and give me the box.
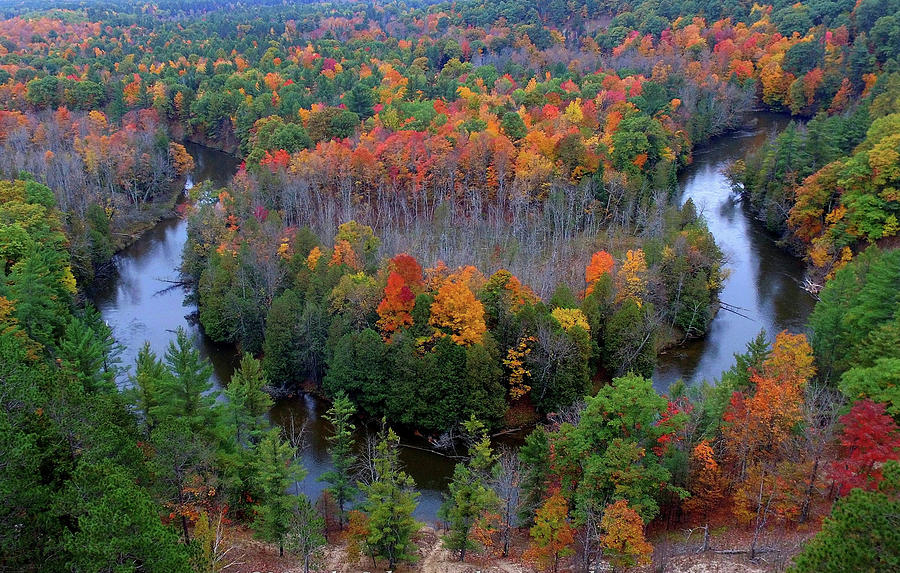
[564,373,684,522]
[224,353,273,447]
[128,342,168,436]
[150,420,215,544]
[614,249,647,306]
[440,417,499,561]
[603,300,656,377]
[524,490,574,573]
[683,440,725,521]
[320,392,358,530]
[286,495,326,573]
[518,427,551,525]
[491,447,521,558]
[839,358,900,417]
[58,315,116,394]
[600,500,653,572]
[501,111,527,140]
[789,461,900,573]
[376,271,416,336]
[60,461,191,573]
[429,279,487,345]
[191,510,236,573]
[155,328,219,436]
[585,250,614,295]
[359,427,420,569]
[252,428,306,556]
[829,400,900,496]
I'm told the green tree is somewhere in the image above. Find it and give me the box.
[252,428,307,556]
[58,315,116,394]
[320,392,358,530]
[562,373,686,521]
[440,417,499,561]
[501,111,527,140]
[262,289,303,386]
[809,247,900,379]
[155,328,219,436]
[128,343,168,436]
[59,461,191,573]
[224,353,273,447]
[604,300,657,378]
[789,461,900,573]
[518,426,551,525]
[359,426,420,569]
[149,420,215,544]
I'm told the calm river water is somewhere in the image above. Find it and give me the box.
[94,117,816,520]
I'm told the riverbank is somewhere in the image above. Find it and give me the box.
[93,112,815,522]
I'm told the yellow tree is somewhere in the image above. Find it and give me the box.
[615,249,647,306]
[524,491,574,573]
[600,500,653,571]
[429,279,487,345]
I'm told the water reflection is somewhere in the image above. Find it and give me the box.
[653,113,817,389]
[95,115,818,520]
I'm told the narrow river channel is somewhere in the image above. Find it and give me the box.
[94,116,816,521]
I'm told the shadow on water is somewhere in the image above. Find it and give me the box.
[93,143,456,521]
[95,115,818,520]
[653,113,817,390]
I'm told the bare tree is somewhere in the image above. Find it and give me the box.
[491,446,522,558]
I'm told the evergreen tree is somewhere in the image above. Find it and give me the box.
[58,315,116,394]
[320,391,357,530]
[155,327,219,436]
[252,428,306,556]
[789,461,900,573]
[518,426,551,525]
[359,426,420,569]
[262,289,302,386]
[150,420,215,544]
[224,353,273,447]
[128,343,168,436]
[440,417,499,562]
[59,461,191,572]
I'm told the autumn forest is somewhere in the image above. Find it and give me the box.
[1,0,899,571]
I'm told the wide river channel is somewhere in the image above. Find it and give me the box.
[93,116,816,521]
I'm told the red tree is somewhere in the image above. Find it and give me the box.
[830,400,900,496]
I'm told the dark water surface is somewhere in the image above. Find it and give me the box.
[652,113,817,389]
[95,117,816,520]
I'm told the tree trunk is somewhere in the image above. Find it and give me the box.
[800,457,819,523]
[177,487,190,543]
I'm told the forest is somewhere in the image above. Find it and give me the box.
[1,0,899,571]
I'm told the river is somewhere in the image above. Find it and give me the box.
[652,113,816,388]
[94,117,816,521]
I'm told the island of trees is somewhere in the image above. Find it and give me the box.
[1,0,899,571]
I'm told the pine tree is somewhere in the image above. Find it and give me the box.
[128,342,168,436]
[320,391,357,530]
[518,427,551,525]
[224,353,273,447]
[440,416,499,561]
[58,315,116,394]
[155,327,219,436]
[252,428,306,556]
[790,461,900,573]
[61,461,191,572]
[359,426,420,569]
